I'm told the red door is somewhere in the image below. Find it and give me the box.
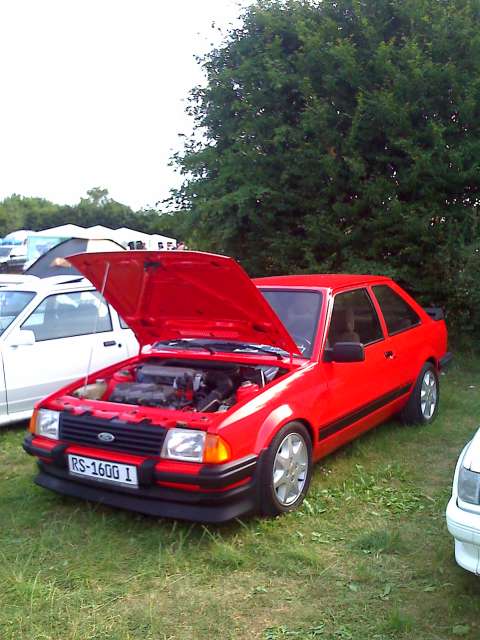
[316,287,404,456]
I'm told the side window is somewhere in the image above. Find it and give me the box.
[119,316,130,330]
[373,285,420,335]
[0,291,35,336]
[328,289,383,346]
[22,291,112,341]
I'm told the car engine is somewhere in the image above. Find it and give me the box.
[103,359,286,413]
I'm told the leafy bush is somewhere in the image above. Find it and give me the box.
[173,0,480,337]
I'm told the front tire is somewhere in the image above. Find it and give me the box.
[260,422,312,516]
[401,362,439,425]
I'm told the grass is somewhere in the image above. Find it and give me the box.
[1,353,480,639]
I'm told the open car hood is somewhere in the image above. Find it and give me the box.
[68,250,299,354]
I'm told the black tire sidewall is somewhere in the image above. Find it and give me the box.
[260,422,313,516]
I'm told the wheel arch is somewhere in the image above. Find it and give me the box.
[254,405,315,453]
[291,418,315,447]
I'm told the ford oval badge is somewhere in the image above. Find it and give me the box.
[98,432,115,443]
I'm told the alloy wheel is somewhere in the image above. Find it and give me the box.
[420,370,437,420]
[272,433,309,506]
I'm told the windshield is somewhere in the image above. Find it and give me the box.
[260,289,322,358]
[153,290,323,359]
[0,247,12,257]
[0,291,35,336]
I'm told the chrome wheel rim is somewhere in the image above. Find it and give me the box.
[420,370,437,419]
[272,433,308,506]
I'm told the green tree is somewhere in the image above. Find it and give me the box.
[73,187,134,228]
[0,195,62,236]
[173,0,480,332]
[0,189,188,245]
[0,196,23,236]
[83,187,110,208]
[139,208,194,242]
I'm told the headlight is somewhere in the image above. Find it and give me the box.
[161,428,206,462]
[458,466,480,504]
[35,409,60,440]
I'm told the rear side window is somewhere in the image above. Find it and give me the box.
[119,316,130,330]
[328,288,383,346]
[373,285,420,335]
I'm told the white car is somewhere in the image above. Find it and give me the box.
[446,428,480,574]
[0,245,26,272]
[0,274,138,425]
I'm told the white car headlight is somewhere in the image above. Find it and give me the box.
[161,428,206,462]
[35,409,60,440]
[458,466,480,504]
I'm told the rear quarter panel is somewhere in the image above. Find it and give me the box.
[387,282,448,369]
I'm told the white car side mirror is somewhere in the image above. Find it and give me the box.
[9,329,36,347]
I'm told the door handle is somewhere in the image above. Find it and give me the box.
[103,340,116,347]
[384,350,395,359]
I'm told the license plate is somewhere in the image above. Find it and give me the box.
[68,454,138,488]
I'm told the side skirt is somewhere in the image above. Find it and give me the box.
[318,383,413,440]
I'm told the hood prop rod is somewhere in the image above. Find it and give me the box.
[83,261,111,391]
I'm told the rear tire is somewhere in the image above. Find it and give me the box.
[260,422,312,517]
[401,362,439,425]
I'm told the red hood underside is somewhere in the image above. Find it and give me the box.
[67,250,299,354]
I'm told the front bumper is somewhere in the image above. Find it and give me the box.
[446,496,480,574]
[23,434,263,523]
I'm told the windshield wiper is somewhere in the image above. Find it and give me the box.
[206,342,290,360]
[154,339,215,355]
[154,339,294,359]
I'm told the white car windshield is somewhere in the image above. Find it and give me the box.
[0,290,35,336]
[0,247,12,257]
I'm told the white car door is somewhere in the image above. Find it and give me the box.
[114,309,139,357]
[0,350,7,418]
[2,289,131,415]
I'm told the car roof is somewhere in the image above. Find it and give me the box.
[253,273,392,291]
[0,274,91,293]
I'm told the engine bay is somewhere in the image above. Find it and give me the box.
[73,359,287,413]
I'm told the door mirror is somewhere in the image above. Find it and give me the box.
[324,342,365,363]
[9,329,36,347]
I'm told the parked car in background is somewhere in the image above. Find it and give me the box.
[0,245,27,273]
[447,429,480,574]
[24,251,451,522]
[0,274,138,425]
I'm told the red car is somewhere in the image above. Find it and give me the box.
[24,251,451,522]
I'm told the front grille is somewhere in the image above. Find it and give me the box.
[59,413,167,457]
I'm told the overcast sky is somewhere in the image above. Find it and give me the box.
[0,0,249,210]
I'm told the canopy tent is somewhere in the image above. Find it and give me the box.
[84,225,118,239]
[25,238,125,278]
[35,224,87,238]
[113,227,176,250]
[33,225,177,250]
[3,229,35,244]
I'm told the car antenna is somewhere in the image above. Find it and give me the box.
[82,261,111,392]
